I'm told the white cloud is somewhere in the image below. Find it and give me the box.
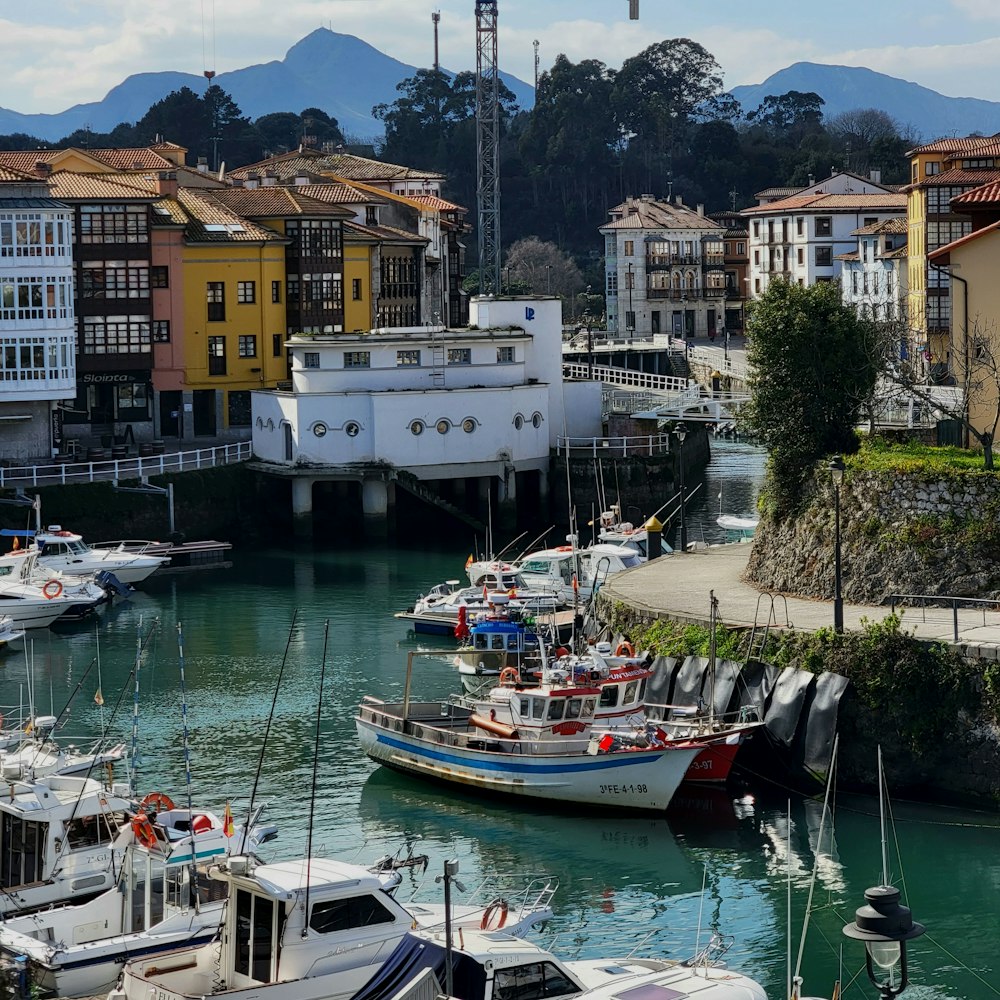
[950,0,1000,20]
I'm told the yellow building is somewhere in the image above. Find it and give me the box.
[166,188,289,436]
[928,179,1000,447]
[905,135,1000,377]
[343,229,375,332]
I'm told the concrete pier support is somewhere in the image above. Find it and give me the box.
[291,476,315,539]
[362,477,389,535]
[497,466,517,531]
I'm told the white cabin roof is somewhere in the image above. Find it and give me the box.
[246,857,385,896]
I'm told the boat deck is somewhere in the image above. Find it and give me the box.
[95,539,233,574]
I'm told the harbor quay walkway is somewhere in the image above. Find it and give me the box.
[599,543,1000,660]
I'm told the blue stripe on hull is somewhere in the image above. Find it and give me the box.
[372,731,665,774]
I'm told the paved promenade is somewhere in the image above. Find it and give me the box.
[599,543,1000,657]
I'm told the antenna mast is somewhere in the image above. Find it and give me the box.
[432,11,441,72]
[476,1,501,296]
[533,39,539,92]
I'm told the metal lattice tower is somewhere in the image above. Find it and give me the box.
[476,1,501,296]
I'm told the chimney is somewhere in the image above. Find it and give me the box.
[262,169,277,186]
[197,156,208,173]
[870,168,882,184]
[246,171,260,190]
[808,174,815,186]
[674,195,683,206]
[697,203,704,216]
[294,174,310,186]
[154,170,177,196]
[231,177,244,188]
[34,161,51,178]
[830,165,837,176]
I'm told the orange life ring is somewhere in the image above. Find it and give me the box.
[480,897,509,931]
[132,813,157,849]
[615,641,635,657]
[555,545,573,552]
[42,579,63,600]
[498,667,520,687]
[139,791,175,814]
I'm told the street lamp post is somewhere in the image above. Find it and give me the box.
[545,264,552,295]
[843,884,925,999]
[674,422,688,553]
[830,455,845,633]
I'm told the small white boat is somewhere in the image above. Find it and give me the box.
[0,525,170,585]
[357,652,701,812]
[0,613,25,651]
[0,556,103,629]
[116,921,766,1000]
[111,853,556,1000]
[717,514,759,540]
[0,716,125,780]
[0,799,276,997]
[0,550,111,619]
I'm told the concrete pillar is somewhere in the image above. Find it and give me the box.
[386,480,397,534]
[181,391,194,441]
[362,477,389,535]
[291,476,314,539]
[497,467,517,532]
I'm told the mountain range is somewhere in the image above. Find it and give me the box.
[730,62,1000,141]
[0,29,535,142]
[3,32,1000,145]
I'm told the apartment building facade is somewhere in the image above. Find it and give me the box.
[600,195,727,340]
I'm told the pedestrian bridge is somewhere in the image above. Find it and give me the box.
[563,362,751,426]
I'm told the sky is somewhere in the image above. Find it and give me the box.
[6,0,1000,114]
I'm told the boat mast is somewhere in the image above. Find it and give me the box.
[176,622,199,910]
[304,621,331,935]
[707,591,718,726]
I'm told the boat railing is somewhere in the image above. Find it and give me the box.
[403,872,559,924]
[642,703,762,726]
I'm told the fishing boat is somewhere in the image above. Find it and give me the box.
[0,798,276,998]
[110,853,557,1000]
[356,651,701,812]
[0,525,170,584]
[396,574,566,637]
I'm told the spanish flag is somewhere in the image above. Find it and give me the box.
[223,801,234,838]
[11,536,19,551]
[94,688,104,707]
[465,554,473,568]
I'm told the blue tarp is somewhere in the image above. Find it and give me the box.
[350,934,486,1000]
[0,528,35,537]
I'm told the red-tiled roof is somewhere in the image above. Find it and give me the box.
[175,188,287,243]
[288,182,383,205]
[204,186,353,219]
[344,220,428,244]
[44,170,158,200]
[229,148,445,183]
[906,167,1000,191]
[0,166,38,182]
[0,147,177,173]
[852,217,908,236]
[742,192,906,215]
[951,180,1000,207]
[754,186,805,200]
[907,134,1000,157]
[927,218,1000,261]
[601,197,723,232]
[408,193,465,213]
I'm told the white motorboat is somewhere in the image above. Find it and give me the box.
[0,550,111,619]
[111,853,557,1000]
[0,773,134,915]
[0,525,170,585]
[0,800,277,997]
[115,915,764,1000]
[357,651,701,812]
[0,715,125,780]
[717,514,759,541]
[0,557,102,628]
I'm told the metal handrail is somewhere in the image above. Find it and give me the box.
[562,362,691,392]
[556,434,673,457]
[888,593,1000,642]
[0,441,252,488]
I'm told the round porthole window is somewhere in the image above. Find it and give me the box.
[313,422,328,437]
[437,419,450,434]
[513,414,524,430]
[531,412,543,429]
[410,420,424,435]
[462,418,476,434]
[344,421,360,437]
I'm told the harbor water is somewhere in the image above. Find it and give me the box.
[0,441,996,999]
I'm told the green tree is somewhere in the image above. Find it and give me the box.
[743,280,879,515]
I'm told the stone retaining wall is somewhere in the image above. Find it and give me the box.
[746,465,1000,603]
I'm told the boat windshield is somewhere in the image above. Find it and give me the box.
[68,540,90,554]
[618,553,643,569]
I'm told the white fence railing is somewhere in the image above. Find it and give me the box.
[562,362,690,392]
[556,434,673,458]
[0,441,252,489]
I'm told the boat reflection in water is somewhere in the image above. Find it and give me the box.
[357,769,779,968]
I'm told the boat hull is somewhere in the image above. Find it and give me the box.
[683,737,741,783]
[355,708,698,812]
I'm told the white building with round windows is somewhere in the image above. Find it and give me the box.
[250,296,601,527]
[0,168,76,461]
